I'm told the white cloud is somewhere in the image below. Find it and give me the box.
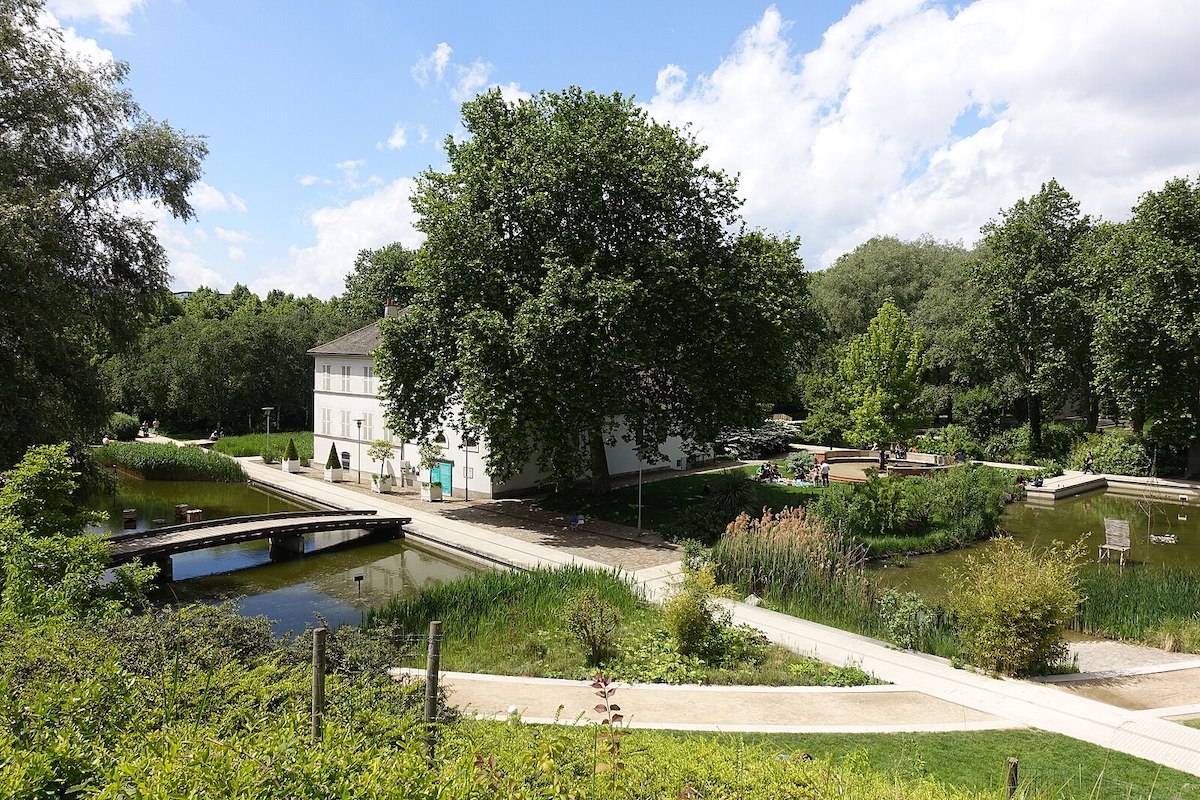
[380,124,407,150]
[214,227,251,243]
[188,181,247,214]
[451,59,493,102]
[227,246,246,262]
[644,1,1200,268]
[298,175,320,187]
[228,192,247,213]
[256,178,424,298]
[335,159,366,171]
[412,42,452,87]
[47,0,143,34]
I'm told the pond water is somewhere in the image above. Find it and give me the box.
[91,474,477,633]
[872,489,1200,603]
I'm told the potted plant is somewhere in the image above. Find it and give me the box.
[367,439,395,493]
[281,437,300,473]
[323,442,342,482]
[418,440,443,501]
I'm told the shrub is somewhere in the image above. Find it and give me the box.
[945,538,1084,676]
[660,505,727,546]
[709,469,756,520]
[563,587,622,666]
[876,589,957,652]
[715,420,795,459]
[282,437,299,462]
[259,443,282,464]
[784,450,815,476]
[92,442,246,482]
[912,424,981,459]
[983,421,1082,464]
[952,388,1002,440]
[663,587,713,656]
[106,412,140,441]
[324,442,340,470]
[1069,430,1151,476]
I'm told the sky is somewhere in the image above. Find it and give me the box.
[43,0,1200,299]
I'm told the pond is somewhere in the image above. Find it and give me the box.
[91,474,478,633]
[872,489,1200,603]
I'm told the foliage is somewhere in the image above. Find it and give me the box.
[377,87,810,494]
[662,585,714,656]
[258,442,282,464]
[367,439,395,466]
[107,412,141,442]
[1068,430,1151,476]
[337,242,418,325]
[715,420,796,459]
[104,288,357,435]
[0,444,155,619]
[837,300,926,445]
[564,587,622,666]
[0,0,206,467]
[1074,567,1200,652]
[951,388,1003,440]
[1091,177,1200,475]
[282,437,299,462]
[324,442,340,470]
[945,538,1085,676]
[93,442,246,482]
[982,421,1082,464]
[912,425,981,459]
[785,449,816,475]
[659,504,729,546]
[876,589,957,653]
[973,179,1094,454]
[707,468,757,521]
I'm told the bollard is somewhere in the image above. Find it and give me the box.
[1006,757,1019,799]
[185,508,203,522]
[174,503,189,520]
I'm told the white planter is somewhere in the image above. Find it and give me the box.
[324,467,342,483]
[282,459,299,473]
[371,475,393,493]
[420,482,443,502]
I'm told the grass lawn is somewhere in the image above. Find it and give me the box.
[213,430,314,459]
[1183,717,1200,729]
[678,730,1200,799]
[369,566,875,686]
[535,465,820,534]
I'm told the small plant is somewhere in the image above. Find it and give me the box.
[259,443,282,464]
[367,439,394,467]
[663,586,713,656]
[283,437,299,462]
[324,442,339,470]
[590,672,626,785]
[564,587,622,666]
[418,440,442,470]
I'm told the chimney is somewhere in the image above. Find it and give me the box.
[383,298,403,318]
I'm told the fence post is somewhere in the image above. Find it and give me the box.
[1006,757,1019,798]
[424,620,443,763]
[312,627,327,744]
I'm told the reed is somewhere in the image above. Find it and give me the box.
[1074,567,1200,652]
[92,442,246,482]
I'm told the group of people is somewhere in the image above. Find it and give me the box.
[754,460,831,487]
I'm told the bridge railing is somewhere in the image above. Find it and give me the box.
[107,509,378,543]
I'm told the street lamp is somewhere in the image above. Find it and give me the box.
[354,418,364,484]
[262,407,274,459]
[461,434,477,501]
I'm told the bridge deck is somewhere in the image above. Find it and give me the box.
[109,510,411,564]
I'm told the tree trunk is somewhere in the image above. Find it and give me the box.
[1188,438,1200,480]
[588,428,611,495]
[1086,395,1099,433]
[1131,406,1145,433]
[1028,393,1043,456]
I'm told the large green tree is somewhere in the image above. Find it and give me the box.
[1093,177,1200,475]
[973,180,1092,453]
[376,88,808,493]
[338,242,417,325]
[0,0,206,465]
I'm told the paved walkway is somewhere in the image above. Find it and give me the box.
[235,458,1200,776]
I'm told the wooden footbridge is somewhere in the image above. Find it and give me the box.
[108,509,411,580]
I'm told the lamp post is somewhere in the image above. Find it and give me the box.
[461,434,476,501]
[354,418,364,484]
[262,407,273,459]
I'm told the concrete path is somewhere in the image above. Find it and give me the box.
[235,458,1200,776]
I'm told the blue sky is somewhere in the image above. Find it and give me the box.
[47,0,1200,298]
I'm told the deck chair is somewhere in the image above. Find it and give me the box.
[1098,518,1131,566]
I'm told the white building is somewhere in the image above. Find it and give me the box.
[309,309,702,498]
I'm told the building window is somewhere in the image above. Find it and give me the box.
[320,408,331,435]
[340,366,351,392]
[364,412,374,441]
[363,365,375,395]
[340,410,350,439]
[320,364,331,391]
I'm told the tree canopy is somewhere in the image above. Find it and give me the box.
[0,0,206,465]
[376,87,809,492]
[338,243,418,326]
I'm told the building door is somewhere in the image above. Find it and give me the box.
[437,461,453,495]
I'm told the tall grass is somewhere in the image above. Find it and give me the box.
[213,431,314,459]
[711,508,878,632]
[1075,567,1200,652]
[93,442,246,482]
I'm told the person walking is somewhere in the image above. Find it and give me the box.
[1083,451,1095,474]
[820,460,831,487]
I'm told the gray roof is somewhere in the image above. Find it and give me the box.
[307,322,381,356]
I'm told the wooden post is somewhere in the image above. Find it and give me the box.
[424,620,442,762]
[312,627,327,743]
[1006,757,1019,798]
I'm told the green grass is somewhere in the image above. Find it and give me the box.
[367,565,873,686]
[694,729,1200,799]
[1182,717,1200,730]
[213,430,314,459]
[1075,568,1200,652]
[92,441,246,482]
[535,466,819,533]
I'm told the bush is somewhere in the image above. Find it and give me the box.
[282,437,299,462]
[259,443,282,464]
[1069,430,1151,476]
[659,504,727,546]
[983,421,1082,464]
[785,450,815,476]
[92,442,246,482]
[945,538,1084,676]
[952,388,1002,440]
[715,420,795,459]
[663,587,713,656]
[106,412,140,441]
[912,424,982,459]
[325,442,340,469]
[563,587,622,666]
